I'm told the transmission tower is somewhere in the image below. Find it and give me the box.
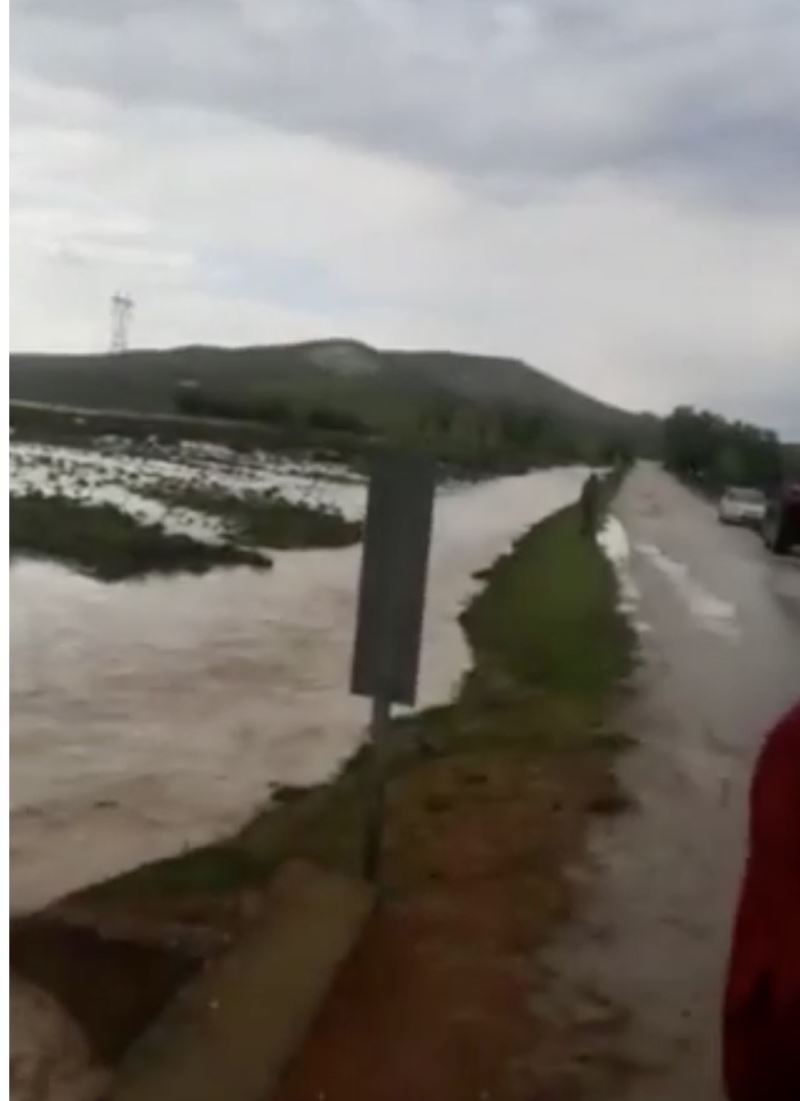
[110,292,135,353]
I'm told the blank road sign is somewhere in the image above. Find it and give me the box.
[351,452,436,706]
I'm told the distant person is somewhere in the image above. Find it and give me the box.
[724,699,800,1100]
[580,472,600,537]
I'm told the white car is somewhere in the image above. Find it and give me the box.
[718,486,767,527]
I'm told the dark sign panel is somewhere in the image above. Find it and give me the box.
[351,452,436,706]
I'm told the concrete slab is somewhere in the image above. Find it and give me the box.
[109,861,374,1101]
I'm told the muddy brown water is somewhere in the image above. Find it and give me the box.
[10,467,591,914]
[11,918,201,1065]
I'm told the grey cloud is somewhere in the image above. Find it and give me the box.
[11,0,800,210]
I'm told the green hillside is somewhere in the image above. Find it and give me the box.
[11,340,648,423]
[385,349,656,437]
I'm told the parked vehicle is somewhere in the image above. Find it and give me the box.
[762,484,800,555]
[718,486,768,527]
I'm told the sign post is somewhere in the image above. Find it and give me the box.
[363,696,391,882]
[351,451,436,882]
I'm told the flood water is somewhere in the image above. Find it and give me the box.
[11,466,589,912]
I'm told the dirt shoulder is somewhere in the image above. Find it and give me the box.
[272,497,636,1101]
[12,482,636,1100]
[275,747,630,1101]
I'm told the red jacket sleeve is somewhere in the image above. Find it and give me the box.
[724,701,800,1101]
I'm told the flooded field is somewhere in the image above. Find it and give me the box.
[10,438,365,547]
[11,460,591,912]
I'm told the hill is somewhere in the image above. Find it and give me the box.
[10,339,653,440]
[384,349,651,435]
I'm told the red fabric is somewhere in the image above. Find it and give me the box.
[724,700,800,1100]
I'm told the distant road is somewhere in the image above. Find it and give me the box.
[10,398,252,435]
[551,462,800,1100]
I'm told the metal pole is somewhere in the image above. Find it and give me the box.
[363,695,391,883]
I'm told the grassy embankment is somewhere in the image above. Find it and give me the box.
[10,491,360,582]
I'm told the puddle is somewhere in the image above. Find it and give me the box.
[11,976,108,1101]
[11,916,204,1101]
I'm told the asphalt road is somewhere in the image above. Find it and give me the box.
[548,462,800,1099]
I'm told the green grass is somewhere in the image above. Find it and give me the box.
[10,494,269,581]
[464,506,631,700]
[75,477,633,903]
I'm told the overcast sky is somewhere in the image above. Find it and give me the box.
[10,0,800,434]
